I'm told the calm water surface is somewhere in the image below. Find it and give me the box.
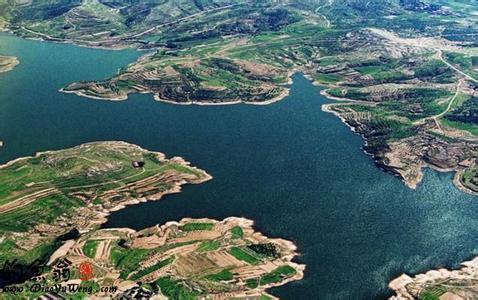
[1,33,477,299]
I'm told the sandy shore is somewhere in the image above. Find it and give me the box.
[0,55,19,73]
[59,88,128,101]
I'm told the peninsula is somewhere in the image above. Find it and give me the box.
[0,141,211,286]
[5,217,304,299]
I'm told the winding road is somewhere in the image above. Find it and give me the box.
[438,50,478,83]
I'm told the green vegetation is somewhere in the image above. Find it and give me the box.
[1,1,477,298]
[441,96,478,135]
[156,277,199,300]
[443,52,478,80]
[5,218,302,299]
[441,119,478,136]
[460,168,478,193]
[111,246,151,278]
[418,287,446,300]
[204,269,234,282]
[181,223,214,232]
[130,257,174,281]
[197,240,220,252]
[229,247,261,265]
[318,57,342,67]
[0,142,204,233]
[68,281,101,299]
[355,65,383,75]
[231,226,244,239]
[246,278,259,288]
[415,60,450,78]
[313,73,343,84]
[0,193,82,232]
[248,243,280,258]
[259,265,296,286]
[0,238,61,266]
[82,240,98,258]
[0,142,208,271]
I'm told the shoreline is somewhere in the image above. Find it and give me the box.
[4,28,133,51]
[0,141,215,290]
[59,88,128,101]
[42,216,305,299]
[0,55,19,73]
[320,89,478,196]
[134,216,304,299]
[389,255,478,300]
[58,58,296,106]
[0,141,213,230]
[11,25,475,195]
[62,85,291,106]
[322,102,412,185]
[453,169,478,196]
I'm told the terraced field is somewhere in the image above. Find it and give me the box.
[7,217,304,299]
[0,141,210,285]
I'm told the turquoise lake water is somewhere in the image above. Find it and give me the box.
[1,33,478,299]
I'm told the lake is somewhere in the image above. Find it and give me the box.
[1,33,477,299]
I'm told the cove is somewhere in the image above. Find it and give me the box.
[1,33,478,299]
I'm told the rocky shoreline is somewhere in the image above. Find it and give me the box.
[7,216,305,299]
[0,141,212,278]
[321,93,478,195]
[389,256,478,299]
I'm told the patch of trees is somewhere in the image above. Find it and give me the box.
[446,97,478,124]
[247,243,280,258]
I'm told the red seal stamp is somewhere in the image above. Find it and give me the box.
[78,262,94,281]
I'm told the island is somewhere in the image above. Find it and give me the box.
[0,55,19,73]
[5,217,304,299]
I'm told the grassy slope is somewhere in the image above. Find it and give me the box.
[0,142,207,267]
